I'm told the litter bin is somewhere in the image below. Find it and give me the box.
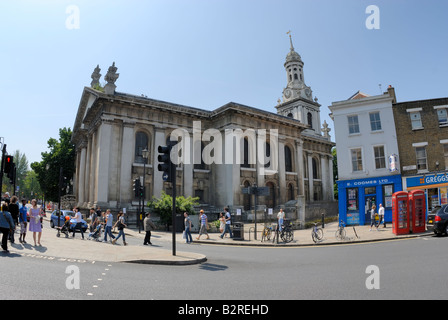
[232,222,244,240]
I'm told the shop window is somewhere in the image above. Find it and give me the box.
[365,187,376,195]
[351,148,363,172]
[347,188,359,211]
[383,184,394,209]
[369,112,382,131]
[374,145,386,169]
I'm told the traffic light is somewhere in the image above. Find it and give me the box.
[7,162,15,182]
[3,155,13,174]
[157,145,174,183]
[133,178,141,198]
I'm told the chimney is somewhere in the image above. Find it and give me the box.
[387,85,397,103]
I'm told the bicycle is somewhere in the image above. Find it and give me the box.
[311,223,324,243]
[335,220,346,241]
[261,224,273,242]
[280,222,294,243]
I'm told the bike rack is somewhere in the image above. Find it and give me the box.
[248,227,256,241]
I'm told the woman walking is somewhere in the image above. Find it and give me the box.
[29,199,42,246]
[112,211,127,246]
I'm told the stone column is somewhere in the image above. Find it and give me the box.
[321,155,329,201]
[95,120,113,205]
[120,122,135,205]
[296,140,305,197]
[77,145,87,206]
[307,153,314,202]
[278,138,286,205]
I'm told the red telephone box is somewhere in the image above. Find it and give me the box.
[409,190,426,233]
[392,191,410,235]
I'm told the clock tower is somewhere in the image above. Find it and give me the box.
[276,32,322,136]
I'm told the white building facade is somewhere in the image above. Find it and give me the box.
[329,87,403,225]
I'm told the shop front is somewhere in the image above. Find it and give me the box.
[404,173,448,213]
[337,175,403,226]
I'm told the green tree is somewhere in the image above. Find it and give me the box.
[31,127,75,202]
[148,191,199,229]
[332,147,338,200]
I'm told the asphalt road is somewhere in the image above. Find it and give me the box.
[1,232,446,301]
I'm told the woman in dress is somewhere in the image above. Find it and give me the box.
[28,199,42,246]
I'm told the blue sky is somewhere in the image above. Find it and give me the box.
[1,0,447,165]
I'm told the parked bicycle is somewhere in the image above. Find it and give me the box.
[311,223,324,243]
[280,221,294,243]
[261,224,274,242]
[335,220,346,240]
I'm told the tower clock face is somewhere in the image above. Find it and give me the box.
[284,89,292,98]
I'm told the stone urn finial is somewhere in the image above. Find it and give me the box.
[104,62,119,95]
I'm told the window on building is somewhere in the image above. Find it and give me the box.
[415,146,428,171]
[374,146,386,169]
[437,108,448,125]
[307,112,313,129]
[369,112,382,131]
[410,112,423,130]
[264,142,271,168]
[351,148,363,172]
[348,115,360,134]
[312,158,319,179]
[285,146,293,172]
[443,144,448,169]
[135,132,149,164]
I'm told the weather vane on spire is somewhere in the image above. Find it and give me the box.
[286,30,294,51]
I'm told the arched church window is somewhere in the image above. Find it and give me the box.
[287,113,293,118]
[294,74,298,80]
[307,112,313,129]
[264,142,271,168]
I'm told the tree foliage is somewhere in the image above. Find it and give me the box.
[31,128,75,202]
[148,191,199,228]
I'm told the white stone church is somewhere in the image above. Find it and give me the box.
[71,37,335,221]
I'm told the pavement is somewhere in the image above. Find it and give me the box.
[3,216,433,265]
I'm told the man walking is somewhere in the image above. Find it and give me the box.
[378,203,386,228]
[143,212,156,245]
[103,209,115,243]
[196,210,209,240]
[220,207,233,239]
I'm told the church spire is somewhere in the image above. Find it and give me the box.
[287,30,294,52]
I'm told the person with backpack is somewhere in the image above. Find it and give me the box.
[220,207,233,239]
[0,202,15,253]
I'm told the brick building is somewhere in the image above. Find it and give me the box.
[393,97,448,211]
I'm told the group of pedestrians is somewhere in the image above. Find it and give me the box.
[191,207,234,242]
[0,197,43,253]
[369,203,386,231]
